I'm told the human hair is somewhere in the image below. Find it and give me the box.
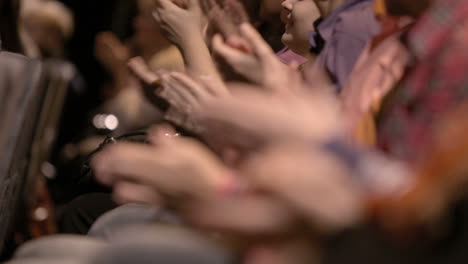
[385,0,433,17]
[239,0,261,24]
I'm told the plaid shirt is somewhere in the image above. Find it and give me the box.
[377,0,468,162]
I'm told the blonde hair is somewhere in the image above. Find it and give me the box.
[22,0,74,40]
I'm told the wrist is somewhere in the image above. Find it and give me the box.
[178,31,205,51]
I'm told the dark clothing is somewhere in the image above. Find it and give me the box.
[323,199,468,264]
[58,193,118,234]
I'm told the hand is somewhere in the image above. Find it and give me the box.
[242,144,365,233]
[95,32,130,76]
[159,71,229,133]
[212,23,292,92]
[127,57,160,86]
[153,0,207,48]
[183,193,298,235]
[91,125,229,204]
[196,82,342,149]
[200,0,250,38]
[127,57,171,111]
[172,0,189,8]
[128,57,228,130]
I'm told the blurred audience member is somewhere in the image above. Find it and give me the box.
[93,0,184,134]
[275,0,320,64]
[5,0,468,264]
[22,0,74,58]
[341,0,413,146]
[310,0,380,91]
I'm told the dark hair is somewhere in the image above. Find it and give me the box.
[239,0,261,24]
[0,0,24,53]
[385,0,433,17]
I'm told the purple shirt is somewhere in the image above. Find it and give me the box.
[310,0,380,91]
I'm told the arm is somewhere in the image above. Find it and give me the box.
[153,0,222,81]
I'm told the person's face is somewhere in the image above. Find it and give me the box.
[281,0,320,56]
[384,0,434,16]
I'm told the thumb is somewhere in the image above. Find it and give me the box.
[226,35,252,54]
[156,0,178,9]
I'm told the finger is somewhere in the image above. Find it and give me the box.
[184,194,295,234]
[226,35,252,54]
[166,76,194,103]
[158,71,178,97]
[212,34,245,58]
[164,107,186,128]
[198,91,278,134]
[152,9,162,24]
[163,77,195,115]
[170,72,209,99]
[147,123,179,146]
[212,34,251,67]
[113,181,165,205]
[155,0,178,9]
[127,57,160,85]
[172,0,189,8]
[241,149,285,190]
[155,68,171,81]
[202,0,217,11]
[91,143,169,186]
[186,0,200,10]
[224,0,249,23]
[197,75,228,96]
[239,23,274,59]
[127,56,146,71]
[196,108,270,147]
[168,73,202,106]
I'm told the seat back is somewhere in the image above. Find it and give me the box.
[22,59,74,237]
[0,51,45,254]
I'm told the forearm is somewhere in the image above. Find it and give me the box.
[178,33,221,80]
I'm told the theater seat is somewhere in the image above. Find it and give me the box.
[0,51,75,259]
[0,51,44,256]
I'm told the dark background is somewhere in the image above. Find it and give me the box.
[58,0,137,111]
